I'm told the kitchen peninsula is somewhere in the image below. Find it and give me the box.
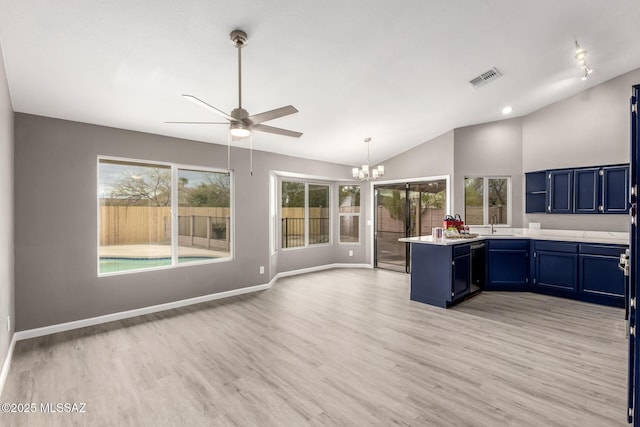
[402,230,629,309]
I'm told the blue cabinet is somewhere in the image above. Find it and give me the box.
[572,165,629,214]
[579,244,626,303]
[533,241,578,292]
[409,242,470,308]
[410,238,627,309]
[548,170,573,213]
[602,165,629,213]
[525,171,547,213]
[452,245,471,300]
[573,167,600,213]
[486,239,529,290]
[525,164,629,214]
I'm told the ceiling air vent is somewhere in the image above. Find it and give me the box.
[468,67,502,89]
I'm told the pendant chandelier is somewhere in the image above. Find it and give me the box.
[352,137,385,181]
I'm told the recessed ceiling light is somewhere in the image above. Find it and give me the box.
[502,106,513,115]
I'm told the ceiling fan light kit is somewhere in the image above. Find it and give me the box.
[230,122,251,138]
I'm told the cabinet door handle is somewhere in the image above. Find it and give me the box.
[599,205,604,212]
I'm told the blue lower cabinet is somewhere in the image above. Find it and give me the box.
[409,243,470,308]
[533,242,579,292]
[486,240,529,290]
[452,253,471,300]
[578,244,626,307]
[410,239,627,309]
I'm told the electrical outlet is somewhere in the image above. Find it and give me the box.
[348,250,353,257]
[7,316,10,332]
[259,266,265,275]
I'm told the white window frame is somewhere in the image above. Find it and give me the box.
[338,184,361,245]
[464,175,512,226]
[97,155,234,277]
[280,178,332,250]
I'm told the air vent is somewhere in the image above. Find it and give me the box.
[468,67,502,89]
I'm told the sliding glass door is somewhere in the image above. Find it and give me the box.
[374,179,447,273]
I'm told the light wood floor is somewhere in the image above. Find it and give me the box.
[1,268,629,426]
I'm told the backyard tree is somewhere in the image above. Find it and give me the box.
[110,167,172,206]
[180,174,230,207]
[282,181,305,207]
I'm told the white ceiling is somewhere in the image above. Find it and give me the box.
[1,1,640,167]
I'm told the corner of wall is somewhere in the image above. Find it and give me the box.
[0,37,16,397]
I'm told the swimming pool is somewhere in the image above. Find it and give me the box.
[99,257,217,274]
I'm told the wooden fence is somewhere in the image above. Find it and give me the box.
[100,206,231,250]
[100,206,329,249]
[464,206,507,226]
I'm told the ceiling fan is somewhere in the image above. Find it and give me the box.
[167,29,302,139]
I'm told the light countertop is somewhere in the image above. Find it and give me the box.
[399,229,629,246]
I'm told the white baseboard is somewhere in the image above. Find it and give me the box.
[0,333,16,398]
[275,262,371,279]
[15,282,271,341]
[15,263,371,342]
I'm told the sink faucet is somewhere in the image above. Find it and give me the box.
[490,214,498,234]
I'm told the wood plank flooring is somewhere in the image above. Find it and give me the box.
[0,268,629,426]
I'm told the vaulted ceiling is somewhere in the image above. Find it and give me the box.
[1,0,640,166]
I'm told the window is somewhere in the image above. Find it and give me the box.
[338,185,360,243]
[309,184,329,244]
[98,158,231,275]
[464,176,510,225]
[177,169,231,262]
[281,181,330,248]
[281,181,305,248]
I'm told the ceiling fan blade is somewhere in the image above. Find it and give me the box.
[247,105,298,125]
[253,124,303,138]
[165,121,229,124]
[181,94,234,121]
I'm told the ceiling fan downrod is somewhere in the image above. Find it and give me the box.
[230,30,248,110]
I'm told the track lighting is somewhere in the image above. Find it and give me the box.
[575,40,593,80]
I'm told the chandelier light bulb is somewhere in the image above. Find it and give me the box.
[353,137,385,181]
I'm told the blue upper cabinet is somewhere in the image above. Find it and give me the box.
[524,164,630,214]
[602,165,629,213]
[525,171,547,213]
[573,167,600,214]
[548,169,573,213]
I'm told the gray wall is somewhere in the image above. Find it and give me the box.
[0,43,14,367]
[14,114,361,331]
[522,69,640,231]
[453,118,524,227]
[383,68,639,233]
[378,130,455,181]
